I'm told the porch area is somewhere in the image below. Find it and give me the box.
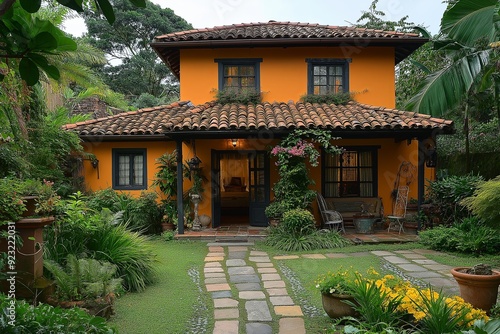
[174,225,420,244]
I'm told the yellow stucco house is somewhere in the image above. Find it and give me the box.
[64,22,453,233]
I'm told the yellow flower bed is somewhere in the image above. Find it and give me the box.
[317,268,489,328]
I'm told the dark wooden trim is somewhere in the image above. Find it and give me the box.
[306,58,350,95]
[417,139,425,231]
[111,148,147,190]
[176,140,184,234]
[321,145,380,198]
[215,58,262,92]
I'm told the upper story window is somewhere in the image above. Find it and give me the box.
[112,148,147,190]
[322,147,378,198]
[215,58,262,93]
[306,58,350,95]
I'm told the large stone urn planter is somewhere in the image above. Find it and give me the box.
[451,266,500,313]
[321,293,359,319]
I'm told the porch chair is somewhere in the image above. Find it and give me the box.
[316,193,345,233]
[387,186,409,234]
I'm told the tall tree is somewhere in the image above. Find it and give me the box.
[82,0,192,105]
[407,0,500,171]
[0,0,146,87]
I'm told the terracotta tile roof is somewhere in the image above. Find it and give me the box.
[63,101,454,138]
[151,21,428,78]
[155,21,421,41]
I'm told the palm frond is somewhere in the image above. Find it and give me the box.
[441,0,499,47]
[406,49,492,116]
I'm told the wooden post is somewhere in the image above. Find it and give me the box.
[417,139,425,231]
[176,140,184,234]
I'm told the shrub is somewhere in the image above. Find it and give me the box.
[44,255,122,301]
[426,174,483,225]
[461,175,500,229]
[418,219,500,255]
[127,192,162,234]
[87,220,157,292]
[0,178,25,222]
[215,88,261,104]
[44,196,157,292]
[300,91,352,105]
[265,226,350,251]
[0,293,116,333]
[281,209,316,236]
[87,188,121,211]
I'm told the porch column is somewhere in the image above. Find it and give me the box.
[417,139,425,231]
[176,140,184,234]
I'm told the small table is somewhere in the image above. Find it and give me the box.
[353,213,376,234]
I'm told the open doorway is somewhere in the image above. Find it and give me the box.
[211,150,269,227]
[220,152,249,225]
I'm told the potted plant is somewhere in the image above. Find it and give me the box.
[160,200,177,231]
[450,263,500,313]
[264,201,290,226]
[315,268,359,319]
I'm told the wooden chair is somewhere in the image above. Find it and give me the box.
[317,193,345,233]
[387,186,409,234]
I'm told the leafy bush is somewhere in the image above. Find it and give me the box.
[88,189,162,234]
[215,88,261,104]
[346,275,404,330]
[281,209,316,236]
[45,255,122,301]
[265,227,350,251]
[300,91,352,105]
[418,218,500,255]
[0,178,26,222]
[461,175,500,229]
[0,293,116,333]
[426,174,483,225]
[87,220,157,292]
[44,195,157,292]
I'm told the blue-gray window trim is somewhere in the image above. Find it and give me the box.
[306,58,350,95]
[112,148,147,190]
[214,58,263,92]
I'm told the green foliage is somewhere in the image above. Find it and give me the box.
[418,218,500,255]
[88,189,162,234]
[354,0,417,32]
[215,88,261,104]
[152,151,179,199]
[267,129,342,218]
[265,227,351,252]
[0,178,26,222]
[0,3,77,86]
[426,174,483,224]
[300,92,352,105]
[44,254,122,301]
[0,293,117,333]
[461,175,500,229]
[161,231,175,241]
[44,194,157,292]
[415,289,470,334]
[87,220,157,292]
[346,277,405,331]
[281,209,316,236]
[82,0,192,105]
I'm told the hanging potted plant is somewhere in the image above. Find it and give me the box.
[450,263,500,313]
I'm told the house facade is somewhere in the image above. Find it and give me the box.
[64,22,454,233]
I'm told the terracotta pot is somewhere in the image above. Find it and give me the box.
[161,222,175,231]
[321,293,359,319]
[450,267,500,313]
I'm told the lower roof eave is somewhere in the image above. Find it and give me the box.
[164,128,454,140]
[80,134,169,142]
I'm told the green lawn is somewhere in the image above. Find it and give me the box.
[110,239,211,334]
[108,239,499,333]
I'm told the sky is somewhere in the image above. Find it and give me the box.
[63,0,448,37]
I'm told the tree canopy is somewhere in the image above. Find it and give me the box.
[81,0,192,105]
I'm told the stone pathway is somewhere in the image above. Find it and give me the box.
[205,243,305,334]
[204,244,461,333]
